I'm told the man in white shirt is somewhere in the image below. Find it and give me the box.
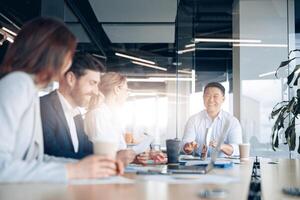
[41,53,103,159]
[182,82,242,157]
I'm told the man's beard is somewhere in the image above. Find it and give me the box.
[71,90,90,107]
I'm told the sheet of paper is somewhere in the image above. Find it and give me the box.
[185,160,211,166]
[179,155,201,161]
[137,174,239,184]
[125,164,166,173]
[70,176,135,185]
[132,135,154,154]
[185,159,233,166]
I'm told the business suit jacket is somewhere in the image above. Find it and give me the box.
[40,91,93,159]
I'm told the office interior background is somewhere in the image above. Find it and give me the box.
[0,0,299,159]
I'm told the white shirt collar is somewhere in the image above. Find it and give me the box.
[57,91,80,117]
[204,109,223,122]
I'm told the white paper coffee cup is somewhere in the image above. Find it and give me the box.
[93,140,118,159]
[239,143,250,160]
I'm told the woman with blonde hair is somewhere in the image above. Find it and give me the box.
[85,72,135,165]
[85,72,166,165]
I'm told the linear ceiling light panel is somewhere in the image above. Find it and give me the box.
[115,52,155,65]
[132,61,167,71]
[194,38,261,43]
[1,27,17,36]
[127,78,165,82]
[178,70,192,74]
[233,43,287,47]
[258,71,276,78]
[149,77,193,81]
[177,48,195,54]
[185,43,195,48]
[0,29,15,43]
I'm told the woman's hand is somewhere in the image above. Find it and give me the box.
[149,150,167,164]
[116,149,136,166]
[66,155,124,180]
[133,152,150,165]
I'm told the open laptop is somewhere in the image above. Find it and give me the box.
[167,124,228,175]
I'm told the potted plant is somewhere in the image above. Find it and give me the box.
[270,50,300,156]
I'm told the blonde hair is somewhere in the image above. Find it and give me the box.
[99,72,127,96]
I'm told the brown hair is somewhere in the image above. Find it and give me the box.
[99,72,127,96]
[0,17,76,84]
[66,53,105,78]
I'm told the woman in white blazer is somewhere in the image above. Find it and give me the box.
[85,72,136,165]
[85,72,166,165]
[0,17,123,182]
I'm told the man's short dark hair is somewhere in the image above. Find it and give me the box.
[66,53,105,78]
[204,82,225,96]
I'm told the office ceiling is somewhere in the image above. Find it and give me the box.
[0,0,234,89]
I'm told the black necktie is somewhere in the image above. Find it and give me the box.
[73,114,84,151]
[73,114,93,154]
[73,114,84,135]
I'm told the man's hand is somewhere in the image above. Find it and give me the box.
[183,141,198,154]
[116,149,136,166]
[149,150,167,164]
[209,140,234,156]
[66,155,124,180]
[200,144,208,160]
[209,140,218,148]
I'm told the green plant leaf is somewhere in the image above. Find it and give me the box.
[270,101,289,118]
[284,118,296,151]
[275,57,296,78]
[289,126,296,151]
[298,136,300,154]
[287,64,300,86]
[272,130,279,150]
[271,52,300,154]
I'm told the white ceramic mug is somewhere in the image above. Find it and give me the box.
[93,140,118,159]
[239,143,250,160]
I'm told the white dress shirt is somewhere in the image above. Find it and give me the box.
[84,103,127,150]
[0,72,69,182]
[182,110,242,156]
[57,91,80,153]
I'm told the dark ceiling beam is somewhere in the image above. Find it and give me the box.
[65,0,109,59]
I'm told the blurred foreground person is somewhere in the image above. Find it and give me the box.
[0,17,123,183]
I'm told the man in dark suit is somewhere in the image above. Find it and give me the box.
[40,53,104,159]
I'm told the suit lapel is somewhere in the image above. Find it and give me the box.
[49,91,74,150]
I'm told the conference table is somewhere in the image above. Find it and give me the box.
[0,159,299,200]
[261,159,300,200]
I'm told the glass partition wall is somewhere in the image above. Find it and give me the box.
[118,0,235,148]
[118,0,299,159]
[234,0,299,158]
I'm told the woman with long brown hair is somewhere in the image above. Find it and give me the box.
[0,17,123,182]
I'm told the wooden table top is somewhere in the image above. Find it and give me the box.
[261,158,300,200]
[0,160,254,200]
